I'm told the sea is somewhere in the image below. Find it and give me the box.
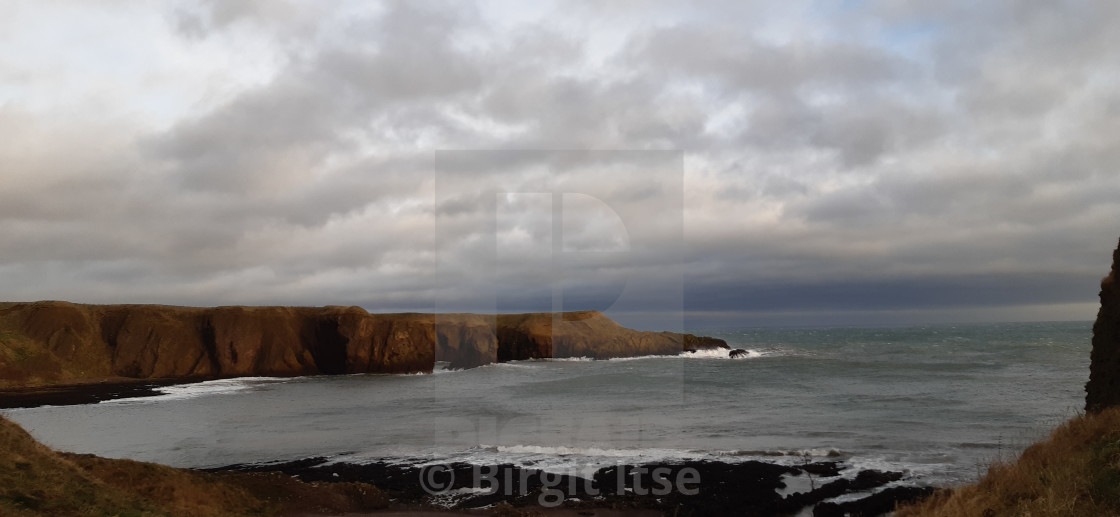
[1,321,1091,489]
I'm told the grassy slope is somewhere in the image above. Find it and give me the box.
[0,415,387,516]
[898,407,1120,517]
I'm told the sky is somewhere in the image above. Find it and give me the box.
[1,0,1118,330]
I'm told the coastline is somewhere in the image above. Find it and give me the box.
[0,302,729,387]
[1,400,939,516]
[6,317,1094,515]
[0,377,202,409]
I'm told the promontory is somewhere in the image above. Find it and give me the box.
[0,301,727,389]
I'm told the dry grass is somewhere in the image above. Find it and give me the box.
[0,415,387,516]
[898,406,1120,517]
[0,413,158,516]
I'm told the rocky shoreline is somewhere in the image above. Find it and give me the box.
[212,457,936,516]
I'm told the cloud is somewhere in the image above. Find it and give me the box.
[1,0,1118,327]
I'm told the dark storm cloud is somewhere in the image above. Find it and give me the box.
[685,273,1099,313]
[1,0,1117,325]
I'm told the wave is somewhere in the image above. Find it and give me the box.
[715,448,844,458]
[320,443,949,488]
[605,348,767,361]
[99,377,291,405]
[493,444,698,460]
[430,347,776,374]
[547,348,770,363]
[336,443,853,474]
[477,362,541,370]
[683,348,763,359]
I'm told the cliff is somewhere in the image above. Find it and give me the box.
[1086,237,1120,412]
[0,302,726,388]
[493,311,720,361]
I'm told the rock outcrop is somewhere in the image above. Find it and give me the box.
[1086,237,1120,412]
[0,302,727,388]
[492,311,726,362]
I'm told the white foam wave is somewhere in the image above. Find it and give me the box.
[842,454,948,483]
[436,348,772,371]
[715,447,844,459]
[333,444,710,476]
[425,486,494,509]
[603,348,766,361]
[494,444,697,460]
[683,348,763,359]
[479,362,540,369]
[327,443,953,487]
[100,377,290,405]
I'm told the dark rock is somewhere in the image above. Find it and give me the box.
[729,348,750,358]
[813,485,936,517]
[216,458,925,517]
[597,460,800,516]
[1087,237,1120,412]
[782,469,904,509]
[800,461,843,478]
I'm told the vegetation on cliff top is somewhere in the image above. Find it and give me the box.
[0,414,387,516]
[898,407,1120,517]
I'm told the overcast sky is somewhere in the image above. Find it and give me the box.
[2,0,1118,329]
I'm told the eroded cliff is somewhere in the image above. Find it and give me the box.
[1086,237,1120,412]
[0,302,726,388]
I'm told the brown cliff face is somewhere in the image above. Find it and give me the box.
[433,314,500,370]
[683,334,731,351]
[1086,238,1120,412]
[0,303,727,388]
[0,303,439,387]
[494,311,727,361]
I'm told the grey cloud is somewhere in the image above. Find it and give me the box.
[3,1,1119,326]
[627,25,906,98]
[171,0,313,40]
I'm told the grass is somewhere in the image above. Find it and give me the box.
[0,415,388,516]
[898,406,1120,517]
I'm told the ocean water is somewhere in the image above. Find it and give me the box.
[1,321,1090,487]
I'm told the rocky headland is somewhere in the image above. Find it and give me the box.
[0,301,727,391]
[1086,236,1120,412]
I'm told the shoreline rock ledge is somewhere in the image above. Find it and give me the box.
[0,302,727,389]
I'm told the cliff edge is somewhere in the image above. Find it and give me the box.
[1086,237,1120,412]
[0,413,388,516]
[0,302,726,388]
